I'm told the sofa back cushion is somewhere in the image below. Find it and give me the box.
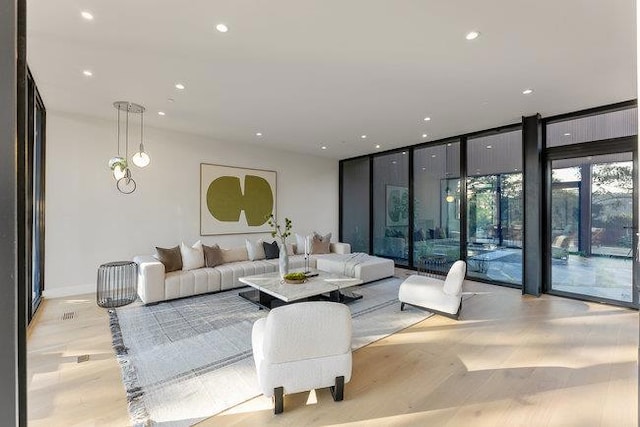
[155,246,182,272]
[220,246,249,264]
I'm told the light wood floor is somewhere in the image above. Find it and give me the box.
[28,275,639,427]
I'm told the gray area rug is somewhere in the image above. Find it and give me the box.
[109,277,432,426]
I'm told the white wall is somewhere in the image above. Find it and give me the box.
[45,112,338,297]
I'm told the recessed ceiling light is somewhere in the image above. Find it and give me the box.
[447,143,452,146]
[158,111,166,116]
[255,132,263,137]
[522,88,533,95]
[465,31,480,40]
[216,23,229,33]
[391,161,397,164]
[321,146,327,150]
[423,117,431,122]
[564,132,571,136]
[167,98,175,103]
[175,83,185,90]
[82,70,93,77]
[514,168,519,171]
[486,145,492,149]
[431,154,437,158]
[375,144,381,149]
[422,167,426,171]
[422,133,428,138]
[361,135,367,139]
[81,11,94,20]
[402,151,407,155]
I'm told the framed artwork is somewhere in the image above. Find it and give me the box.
[200,163,276,235]
[385,185,409,226]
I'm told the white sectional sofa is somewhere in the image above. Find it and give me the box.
[134,242,387,305]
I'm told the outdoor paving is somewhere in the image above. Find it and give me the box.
[466,248,634,303]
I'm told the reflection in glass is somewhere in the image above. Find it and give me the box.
[466,130,523,286]
[373,152,409,266]
[413,141,461,274]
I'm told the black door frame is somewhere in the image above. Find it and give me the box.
[543,136,638,308]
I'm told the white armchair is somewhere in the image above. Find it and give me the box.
[398,260,466,319]
[251,301,352,414]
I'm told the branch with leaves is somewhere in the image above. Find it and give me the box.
[266,214,292,245]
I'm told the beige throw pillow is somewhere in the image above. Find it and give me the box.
[220,246,249,264]
[310,232,331,254]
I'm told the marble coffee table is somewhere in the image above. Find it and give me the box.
[238,268,363,309]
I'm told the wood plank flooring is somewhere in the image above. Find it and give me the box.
[28,275,638,426]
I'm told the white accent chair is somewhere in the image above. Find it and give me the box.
[251,301,352,414]
[398,260,466,319]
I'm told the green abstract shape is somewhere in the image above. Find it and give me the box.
[208,176,243,221]
[207,175,274,226]
[243,175,274,226]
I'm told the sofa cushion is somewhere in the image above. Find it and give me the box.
[295,233,313,255]
[181,241,205,271]
[155,246,182,272]
[202,244,223,268]
[221,246,249,264]
[246,239,266,261]
[310,232,331,254]
[263,241,279,259]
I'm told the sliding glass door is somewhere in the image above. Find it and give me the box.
[549,152,637,305]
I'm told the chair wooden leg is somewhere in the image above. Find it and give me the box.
[400,302,405,311]
[273,387,284,414]
[330,376,344,401]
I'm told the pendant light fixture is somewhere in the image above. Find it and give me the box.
[110,101,146,194]
[444,143,455,203]
[132,108,150,167]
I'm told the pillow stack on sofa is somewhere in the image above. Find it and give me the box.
[134,235,352,305]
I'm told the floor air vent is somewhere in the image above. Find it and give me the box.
[77,354,90,363]
[61,311,76,321]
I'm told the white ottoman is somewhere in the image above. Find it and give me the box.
[316,254,395,283]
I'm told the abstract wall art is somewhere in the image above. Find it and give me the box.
[200,163,276,235]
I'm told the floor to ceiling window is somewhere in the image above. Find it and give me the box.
[372,151,409,266]
[413,140,461,274]
[340,157,370,253]
[466,129,523,286]
[545,106,637,307]
[338,100,637,307]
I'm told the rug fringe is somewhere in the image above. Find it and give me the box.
[109,308,152,426]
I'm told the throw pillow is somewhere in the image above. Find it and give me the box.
[295,233,313,255]
[155,246,182,273]
[263,241,280,259]
[310,232,331,254]
[202,243,223,268]
[286,243,295,256]
[220,246,249,264]
[180,240,205,270]
[245,239,266,261]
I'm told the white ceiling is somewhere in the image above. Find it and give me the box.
[27,0,636,160]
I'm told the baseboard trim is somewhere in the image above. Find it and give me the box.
[43,284,95,299]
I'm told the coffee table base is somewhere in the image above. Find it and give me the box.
[239,287,362,310]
